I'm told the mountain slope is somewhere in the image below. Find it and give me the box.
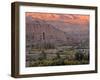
[26,16,68,47]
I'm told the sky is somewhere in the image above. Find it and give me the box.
[26,12,89,25]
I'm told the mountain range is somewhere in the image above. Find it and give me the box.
[26,16,89,47]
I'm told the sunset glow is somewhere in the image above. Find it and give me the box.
[26,12,89,25]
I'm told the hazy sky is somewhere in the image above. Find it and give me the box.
[26,12,89,26]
